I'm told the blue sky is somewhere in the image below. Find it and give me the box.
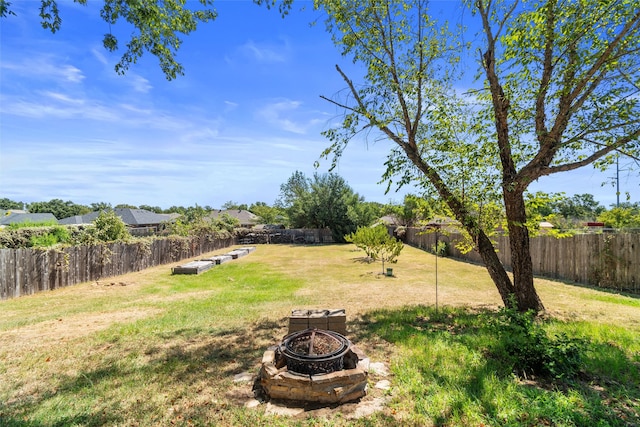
[0,1,636,210]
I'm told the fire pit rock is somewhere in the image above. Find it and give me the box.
[258,330,369,404]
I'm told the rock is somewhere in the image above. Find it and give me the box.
[233,372,254,383]
[244,399,261,409]
[369,362,390,376]
[348,397,390,419]
[375,379,391,390]
[264,402,305,417]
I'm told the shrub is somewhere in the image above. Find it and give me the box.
[430,240,448,257]
[29,225,71,248]
[487,303,587,380]
[7,219,59,229]
[93,211,130,242]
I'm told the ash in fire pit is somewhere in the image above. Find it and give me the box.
[288,330,342,355]
[280,329,351,375]
[258,328,369,404]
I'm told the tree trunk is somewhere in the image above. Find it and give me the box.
[475,229,516,308]
[504,190,545,312]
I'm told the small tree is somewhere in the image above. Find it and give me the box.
[346,224,404,275]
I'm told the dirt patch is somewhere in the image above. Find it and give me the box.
[95,281,133,287]
[0,308,160,352]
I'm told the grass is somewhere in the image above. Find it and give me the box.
[0,244,638,426]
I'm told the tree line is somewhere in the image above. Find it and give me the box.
[3,174,639,237]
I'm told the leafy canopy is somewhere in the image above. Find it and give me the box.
[277,171,377,242]
[315,0,640,312]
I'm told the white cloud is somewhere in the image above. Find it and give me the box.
[41,91,85,105]
[1,56,85,83]
[127,73,153,93]
[224,100,239,112]
[91,47,109,65]
[238,39,288,63]
[257,99,326,134]
[179,127,221,144]
[60,64,85,83]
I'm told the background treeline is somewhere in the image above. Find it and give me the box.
[2,172,640,248]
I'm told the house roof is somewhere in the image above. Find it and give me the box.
[115,208,176,226]
[58,208,176,226]
[0,212,57,226]
[0,209,27,216]
[207,209,259,226]
[378,215,401,226]
[58,215,87,225]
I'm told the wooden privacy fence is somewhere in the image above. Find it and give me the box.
[403,228,639,293]
[0,235,233,300]
[238,228,335,244]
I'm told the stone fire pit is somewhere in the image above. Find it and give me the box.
[258,328,369,404]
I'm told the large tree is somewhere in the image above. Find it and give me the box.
[27,199,91,219]
[316,0,640,312]
[277,171,375,241]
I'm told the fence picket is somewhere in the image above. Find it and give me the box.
[0,236,234,300]
[399,229,639,294]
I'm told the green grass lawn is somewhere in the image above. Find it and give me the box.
[0,244,638,426]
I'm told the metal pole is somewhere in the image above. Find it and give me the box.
[616,155,620,207]
[435,229,438,314]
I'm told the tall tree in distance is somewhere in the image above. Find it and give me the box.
[277,171,374,241]
[28,199,91,219]
[316,0,640,312]
[0,198,25,210]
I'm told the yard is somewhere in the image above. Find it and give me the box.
[1,244,639,426]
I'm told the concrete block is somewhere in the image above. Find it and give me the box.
[171,260,214,275]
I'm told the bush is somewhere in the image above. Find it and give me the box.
[487,303,587,380]
[7,219,58,229]
[0,225,74,248]
[93,211,130,242]
[29,225,71,248]
[430,240,448,257]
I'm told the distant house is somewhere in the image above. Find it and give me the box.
[539,221,554,234]
[0,209,27,216]
[377,215,402,226]
[58,208,177,235]
[0,212,57,227]
[207,209,259,228]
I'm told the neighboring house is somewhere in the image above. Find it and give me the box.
[424,216,463,234]
[539,221,554,234]
[377,215,402,226]
[253,224,285,230]
[0,209,27,216]
[59,208,177,234]
[0,212,57,227]
[207,209,259,228]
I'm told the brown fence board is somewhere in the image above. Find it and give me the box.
[0,236,234,300]
[401,229,639,294]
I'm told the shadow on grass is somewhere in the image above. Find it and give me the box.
[0,317,290,426]
[3,306,639,426]
[349,305,640,427]
[350,256,374,264]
